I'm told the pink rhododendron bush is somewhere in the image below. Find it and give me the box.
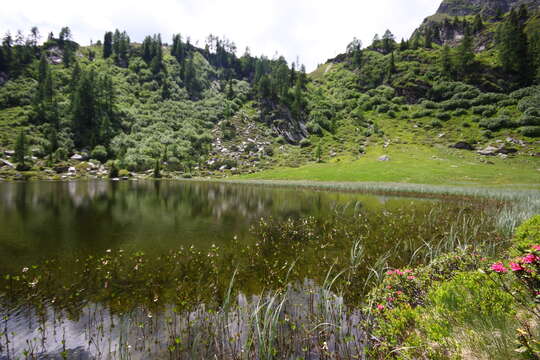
[366,215,540,359]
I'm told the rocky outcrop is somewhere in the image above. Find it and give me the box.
[436,0,538,18]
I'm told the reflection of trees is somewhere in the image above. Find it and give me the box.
[0,181,390,273]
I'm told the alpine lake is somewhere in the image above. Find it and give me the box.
[0,180,510,359]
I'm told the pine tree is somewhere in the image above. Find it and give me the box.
[440,44,453,77]
[496,9,531,84]
[153,159,161,178]
[382,30,395,54]
[315,142,322,162]
[424,28,432,49]
[387,51,396,80]
[399,38,408,51]
[455,25,475,76]
[472,14,483,33]
[14,130,27,168]
[103,31,113,59]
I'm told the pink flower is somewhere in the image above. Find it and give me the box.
[387,297,395,303]
[377,304,385,310]
[386,285,392,289]
[396,290,403,296]
[510,262,524,271]
[386,270,394,275]
[395,270,404,276]
[491,262,508,273]
[407,275,416,280]
[522,254,538,264]
[532,245,540,251]
[481,257,487,262]
[404,269,413,274]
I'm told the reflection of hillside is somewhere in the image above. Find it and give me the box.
[0,180,433,273]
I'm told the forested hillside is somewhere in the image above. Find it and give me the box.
[0,1,539,181]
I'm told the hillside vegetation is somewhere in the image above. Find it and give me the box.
[0,3,539,185]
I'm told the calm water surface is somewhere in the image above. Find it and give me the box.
[0,180,434,273]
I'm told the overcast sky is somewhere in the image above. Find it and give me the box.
[1,0,441,71]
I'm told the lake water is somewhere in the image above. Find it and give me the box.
[0,180,500,359]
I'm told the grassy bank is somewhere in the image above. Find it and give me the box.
[238,144,540,187]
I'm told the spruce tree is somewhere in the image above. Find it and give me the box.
[14,130,27,169]
[103,32,113,59]
[440,44,453,77]
[455,25,475,76]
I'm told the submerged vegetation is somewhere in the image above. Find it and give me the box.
[0,183,538,358]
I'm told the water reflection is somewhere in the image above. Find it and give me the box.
[0,180,428,273]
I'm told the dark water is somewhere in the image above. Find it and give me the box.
[0,180,502,359]
[0,180,433,274]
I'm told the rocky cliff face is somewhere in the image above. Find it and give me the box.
[436,0,538,18]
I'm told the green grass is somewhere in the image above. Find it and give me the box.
[239,144,540,187]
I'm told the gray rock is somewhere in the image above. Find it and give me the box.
[378,155,390,161]
[451,141,474,151]
[0,159,15,168]
[477,146,498,156]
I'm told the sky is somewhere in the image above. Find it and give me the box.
[0,0,441,71]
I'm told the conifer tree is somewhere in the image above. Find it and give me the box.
[440,44,452,77]
[103,31,113,59]
[14,130,27,169]
[455,25,475,76]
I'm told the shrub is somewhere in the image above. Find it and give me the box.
[276,136,286,144]
[109,162,119,178]
[462,122,470,128]
[263,146,274,156]
[519,126,540,137]
[91,145,108,163]
[440,99,471,111]
[510,86,540,100]
[479,116,515,131]
[377,104,390,113]
[388,111,397,118]
[118,169,130,177]
[412,110,432,118]
[453,109,468,116]
[421,100,439,109]
[306,121,323,136]
[517,115,540,126]
[517,94,540,113]
[481,108,497,117]
[497,99,517,107]
[471,92,508,106]
[472,105,494,115]
[436,112,451,121]
[299,138,311,147]
[392,96,405,105]
[430,120,443,128]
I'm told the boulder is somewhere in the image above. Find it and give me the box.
[497,146,517,155]
[68,167,76,173]
[0,159,15,168]
[70,153,89,161]
[378,155,390,161]
[477,146,498,156]
[451,141,474,151]
[54,165,69,174]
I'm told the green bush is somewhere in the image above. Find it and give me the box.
[471,92,508,106]
[377,104,390,113]
[510,215,540,256]
[517,115,540,126]
[440,99,471,111]
[481,108,497,117]
[430,120,443,128]
[436,112,451,121]
[453,109,468,116]
[472,105,494,115]
[299,138,311,147]
[519,126,540,137]
[479,116,515,131]
[421,100,439,109]
[412,110,433,118]
[428,272,515,325]
[118,169,130,177]
[91,145,108,163]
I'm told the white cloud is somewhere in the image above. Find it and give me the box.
[0,0,441,71]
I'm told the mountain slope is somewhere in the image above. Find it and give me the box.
[0,0,539,184]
